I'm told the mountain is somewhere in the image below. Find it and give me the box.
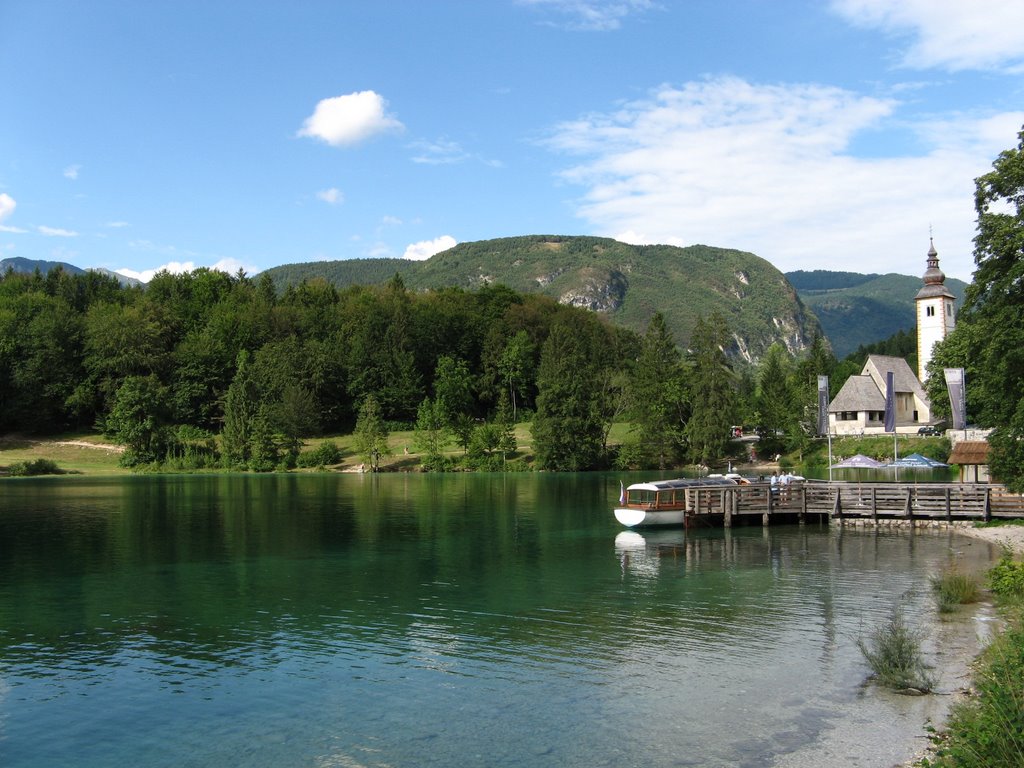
[786,270,969,358]
[0,257,143,288]
[265,235,823,363]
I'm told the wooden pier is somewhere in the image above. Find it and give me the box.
[683,482,1024,529]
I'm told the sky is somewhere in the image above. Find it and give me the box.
[2,1,1023,283]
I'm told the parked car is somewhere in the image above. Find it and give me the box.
[918,425,941,436]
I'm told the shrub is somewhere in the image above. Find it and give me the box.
[858,605,935,692]
[931,569,981,613]
[987,552,1024,600]
[296,441,343,469]
[7,458,64,476]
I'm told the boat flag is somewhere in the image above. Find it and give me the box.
[619,481,626,505]
[884,370,896,433]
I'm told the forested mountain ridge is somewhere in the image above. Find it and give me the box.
[787,269,969,358]
[265,235,823,363]
[0,256,142,288]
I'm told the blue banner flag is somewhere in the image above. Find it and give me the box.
[884,371,896,433]
[944,368,967,430]
[817,375,830,436]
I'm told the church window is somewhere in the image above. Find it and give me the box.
[926,306,935,317]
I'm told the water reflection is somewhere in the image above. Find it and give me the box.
[0,474,1002,768]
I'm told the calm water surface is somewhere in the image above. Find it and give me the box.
[0,473,999,767]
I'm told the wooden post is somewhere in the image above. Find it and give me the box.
[904,488,913,519]
[945,487,952,522]
[724,490,733,528]
[871,487,878,521]
[832,487,842,519]
[984,487,992,522]
[799,485,806,525]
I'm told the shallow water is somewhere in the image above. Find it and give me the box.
[0,473,999,767]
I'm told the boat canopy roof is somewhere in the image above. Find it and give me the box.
[626,477,737,492]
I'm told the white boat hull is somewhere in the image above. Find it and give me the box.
[614,507,686,527]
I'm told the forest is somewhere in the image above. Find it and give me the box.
[0,264,844,473]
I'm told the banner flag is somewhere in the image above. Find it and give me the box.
[884,371,896,433]
[944,368,967,430]
[817,375,830,436]
[619,481,626,505]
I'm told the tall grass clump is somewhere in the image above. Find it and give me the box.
[931,568,981,613]
[925,613,1024,767]
[858,605,935,693]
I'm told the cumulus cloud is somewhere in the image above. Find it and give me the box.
[403,235,457,261]
[317,187,344,204]
[519,0,655,31]
[38,225,79,237]
[831,0,1024,72]
[0,193,25,233]
[410,138,469,165]
[298,91,404,147]
[63,164,81,180]
[545,76,1023,279]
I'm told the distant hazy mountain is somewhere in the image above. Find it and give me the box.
[0,257,143,288]
[265,235,823,363]
[786,270,969,358]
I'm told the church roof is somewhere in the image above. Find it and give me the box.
[863,355,927,398]
[829,374,885,412]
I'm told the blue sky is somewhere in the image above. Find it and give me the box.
[2,1,1023,283]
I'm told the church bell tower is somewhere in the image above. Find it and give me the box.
[915,239,956,383]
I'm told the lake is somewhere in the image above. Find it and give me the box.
[0,473,999,767]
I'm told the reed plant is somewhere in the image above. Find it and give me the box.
[931,569,981,613]
[858,605,935,693]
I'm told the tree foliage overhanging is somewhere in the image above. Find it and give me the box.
[926,125,1024,491]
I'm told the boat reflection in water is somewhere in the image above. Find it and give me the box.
[614,528,691,577]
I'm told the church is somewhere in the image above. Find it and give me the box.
[827,240,955,436]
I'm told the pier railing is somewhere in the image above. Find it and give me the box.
[691,482,1024,527]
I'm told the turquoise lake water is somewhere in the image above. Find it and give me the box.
[0,473,998,767]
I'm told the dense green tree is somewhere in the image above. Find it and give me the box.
[754,343,797,455]
[928,127,1024,489]
[413,397,450,468]
[684,313,738,468]
[531,315,606,471]
[354,395,391,472]
[221,351,265,469]
[628,313,687,469]
[105,375,171,465]
[497,330,534,422]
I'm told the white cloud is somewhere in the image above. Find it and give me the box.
[0,193,25,232]
[831,0,1024,72]
[297,90,404,147]
[519,0,655,31]
[546,76,1023,280]
[115,257,260,284]
[317,187,344,204]
[403,235,457,261]
[410,138,469,165]
[107,221,129,228]
[63,164,81,180]
[38,225,79,237]
[381,215,403,226]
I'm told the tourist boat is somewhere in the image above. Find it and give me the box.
[614,476,739,527]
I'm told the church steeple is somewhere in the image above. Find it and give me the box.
[915,238,956,383]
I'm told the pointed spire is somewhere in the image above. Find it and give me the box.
[922,237,945,286]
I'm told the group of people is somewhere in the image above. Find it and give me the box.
[769,470,797,500]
